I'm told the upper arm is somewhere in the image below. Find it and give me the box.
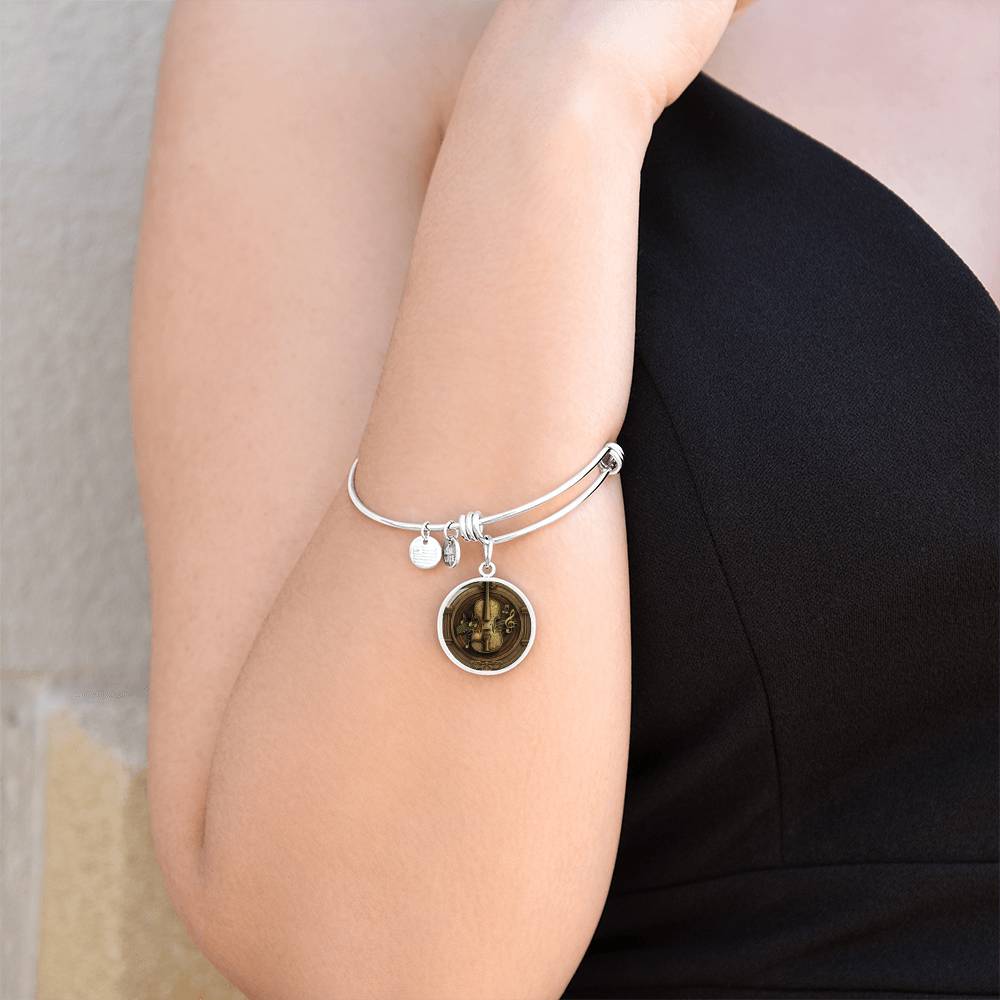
[131,0,492,910]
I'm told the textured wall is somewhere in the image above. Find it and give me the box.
[3,0,155,675]
[1,4,240,997]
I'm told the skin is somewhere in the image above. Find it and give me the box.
[131,1,994,997]
[708,0,999,302]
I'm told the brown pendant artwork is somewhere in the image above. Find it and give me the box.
[437,576,535,674]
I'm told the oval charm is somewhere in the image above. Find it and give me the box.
[409,534,442,569]
[442,535,461,568]
[437,576,535,675]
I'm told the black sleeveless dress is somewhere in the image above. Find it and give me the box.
[562,75,999,1000]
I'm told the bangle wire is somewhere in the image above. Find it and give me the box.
[347,442,623,545]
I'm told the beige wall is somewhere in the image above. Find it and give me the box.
[1,3,241,996]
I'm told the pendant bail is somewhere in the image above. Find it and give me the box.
[479,535,496,578]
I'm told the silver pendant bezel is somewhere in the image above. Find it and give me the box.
[436,575,536,676]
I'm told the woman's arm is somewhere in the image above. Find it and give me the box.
[202,57,639,1000]
[132,0,491,904]
[133,2,737,997]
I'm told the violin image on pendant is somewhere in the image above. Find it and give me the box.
[455,579,519,654]
[440,575,535,674]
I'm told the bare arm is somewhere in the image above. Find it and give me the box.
[132,0,491,898]
[201,41,639,1000]
[132,2,737,997]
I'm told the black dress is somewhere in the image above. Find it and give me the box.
[562,75,999,1000]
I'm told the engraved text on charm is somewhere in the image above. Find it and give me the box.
[409,534,442,569]
[437,576,535,674]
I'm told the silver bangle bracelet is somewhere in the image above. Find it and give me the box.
[347,441,624,675]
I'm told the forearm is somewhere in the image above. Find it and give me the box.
[359,31,652,503]
[197,32,652,1000]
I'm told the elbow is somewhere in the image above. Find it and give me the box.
[152,744,590,999]
[159,827,579,1000]
[146,782,211,958]
[148,824,263,999]
[146,765,238,990]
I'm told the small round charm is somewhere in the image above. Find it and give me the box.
[437,576,535,675]
[409,533,442,569]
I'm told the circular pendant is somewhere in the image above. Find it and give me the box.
[409,534,442,569]
[437,576,535,675]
